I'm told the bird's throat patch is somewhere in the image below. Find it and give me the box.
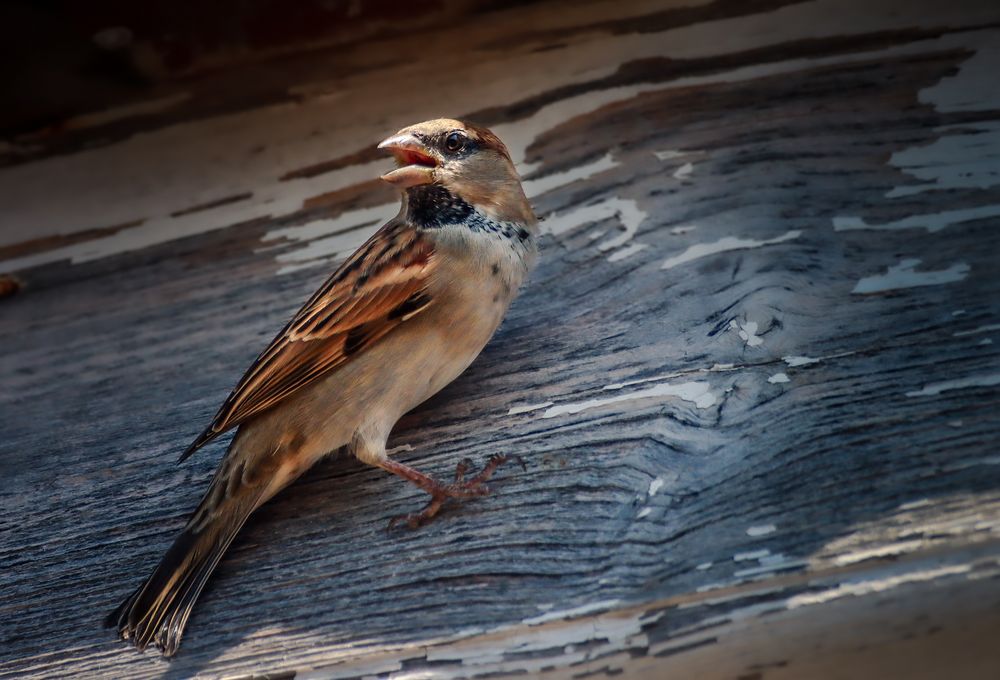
[406,184,531,245]
[406,185,475,229]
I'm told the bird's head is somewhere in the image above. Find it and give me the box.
[378,118,534,225]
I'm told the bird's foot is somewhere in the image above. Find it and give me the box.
[386,454,525,530]
[454,453,525,485]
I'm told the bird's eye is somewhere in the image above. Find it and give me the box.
[444,131,466,153]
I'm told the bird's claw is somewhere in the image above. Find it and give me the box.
[466,453,525,485]
[387,511,425,531]
[386,454,525,531]
[454,457,476,483]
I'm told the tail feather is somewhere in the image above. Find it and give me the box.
[107,491,258,656]
[161,525,247,654]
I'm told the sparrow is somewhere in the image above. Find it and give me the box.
[106,119,537,656]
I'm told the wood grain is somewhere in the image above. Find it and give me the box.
[1,0,999,677]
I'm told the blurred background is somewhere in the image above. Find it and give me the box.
[2,0,499,139]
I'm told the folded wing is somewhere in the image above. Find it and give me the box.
[180,220,436,461]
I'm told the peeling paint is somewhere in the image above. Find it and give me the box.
[268,212,385,275]
[522,153,618,197]
[787,565,972,609]
[834,204,1000,233]
[653,149,689,161]
[904,372,1000,397]
[603,372,685,391]
[670,225,697,235]
[4,4,997,281]
[4,1,982,275]
[661,230,801,270]
[783,355,820,367]
[522,600,624,626]
[881,33,1000,198]
[506,401,555,416]
[607,242,649,262]
[672,162,694,179]
[734,557,809,578]
[730,319,764,347]
[885,129,1000,198]
[542,196,648,261]
[832,540,926,567]
[852,258,970,294]
[543,380,716,419]
[734,549,771,562]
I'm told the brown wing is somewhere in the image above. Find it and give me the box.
[179,219,436,461]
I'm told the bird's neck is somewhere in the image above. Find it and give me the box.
[404,185,474,229]
[404,184,536,235]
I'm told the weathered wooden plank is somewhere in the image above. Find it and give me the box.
[2,0,999,677]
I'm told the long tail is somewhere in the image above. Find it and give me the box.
[106,479,262,656]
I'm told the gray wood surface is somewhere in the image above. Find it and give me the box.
[2,0,999,677]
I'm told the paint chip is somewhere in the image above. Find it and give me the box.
[522,153,618,197]
[507,401,555,416]
[543,380,716,418]
[672,162,694,179]
[730,319,764,347]
[607,242,648,262]
[734,549,770,562]
[662,230,800,270]
[905,372,1000,397]
[834,205,1000,233]
[654,150,688,161]
[852,258,970,294]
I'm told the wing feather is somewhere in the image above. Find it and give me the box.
[179,219,435,461]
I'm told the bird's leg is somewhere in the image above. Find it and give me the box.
[380,454,525,529]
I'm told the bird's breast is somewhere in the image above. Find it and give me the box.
[427,211,535,286]
[428,228,528,329]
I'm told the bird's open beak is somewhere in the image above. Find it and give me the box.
[378,133,438,188]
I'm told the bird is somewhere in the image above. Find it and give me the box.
[106,118,537,656]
